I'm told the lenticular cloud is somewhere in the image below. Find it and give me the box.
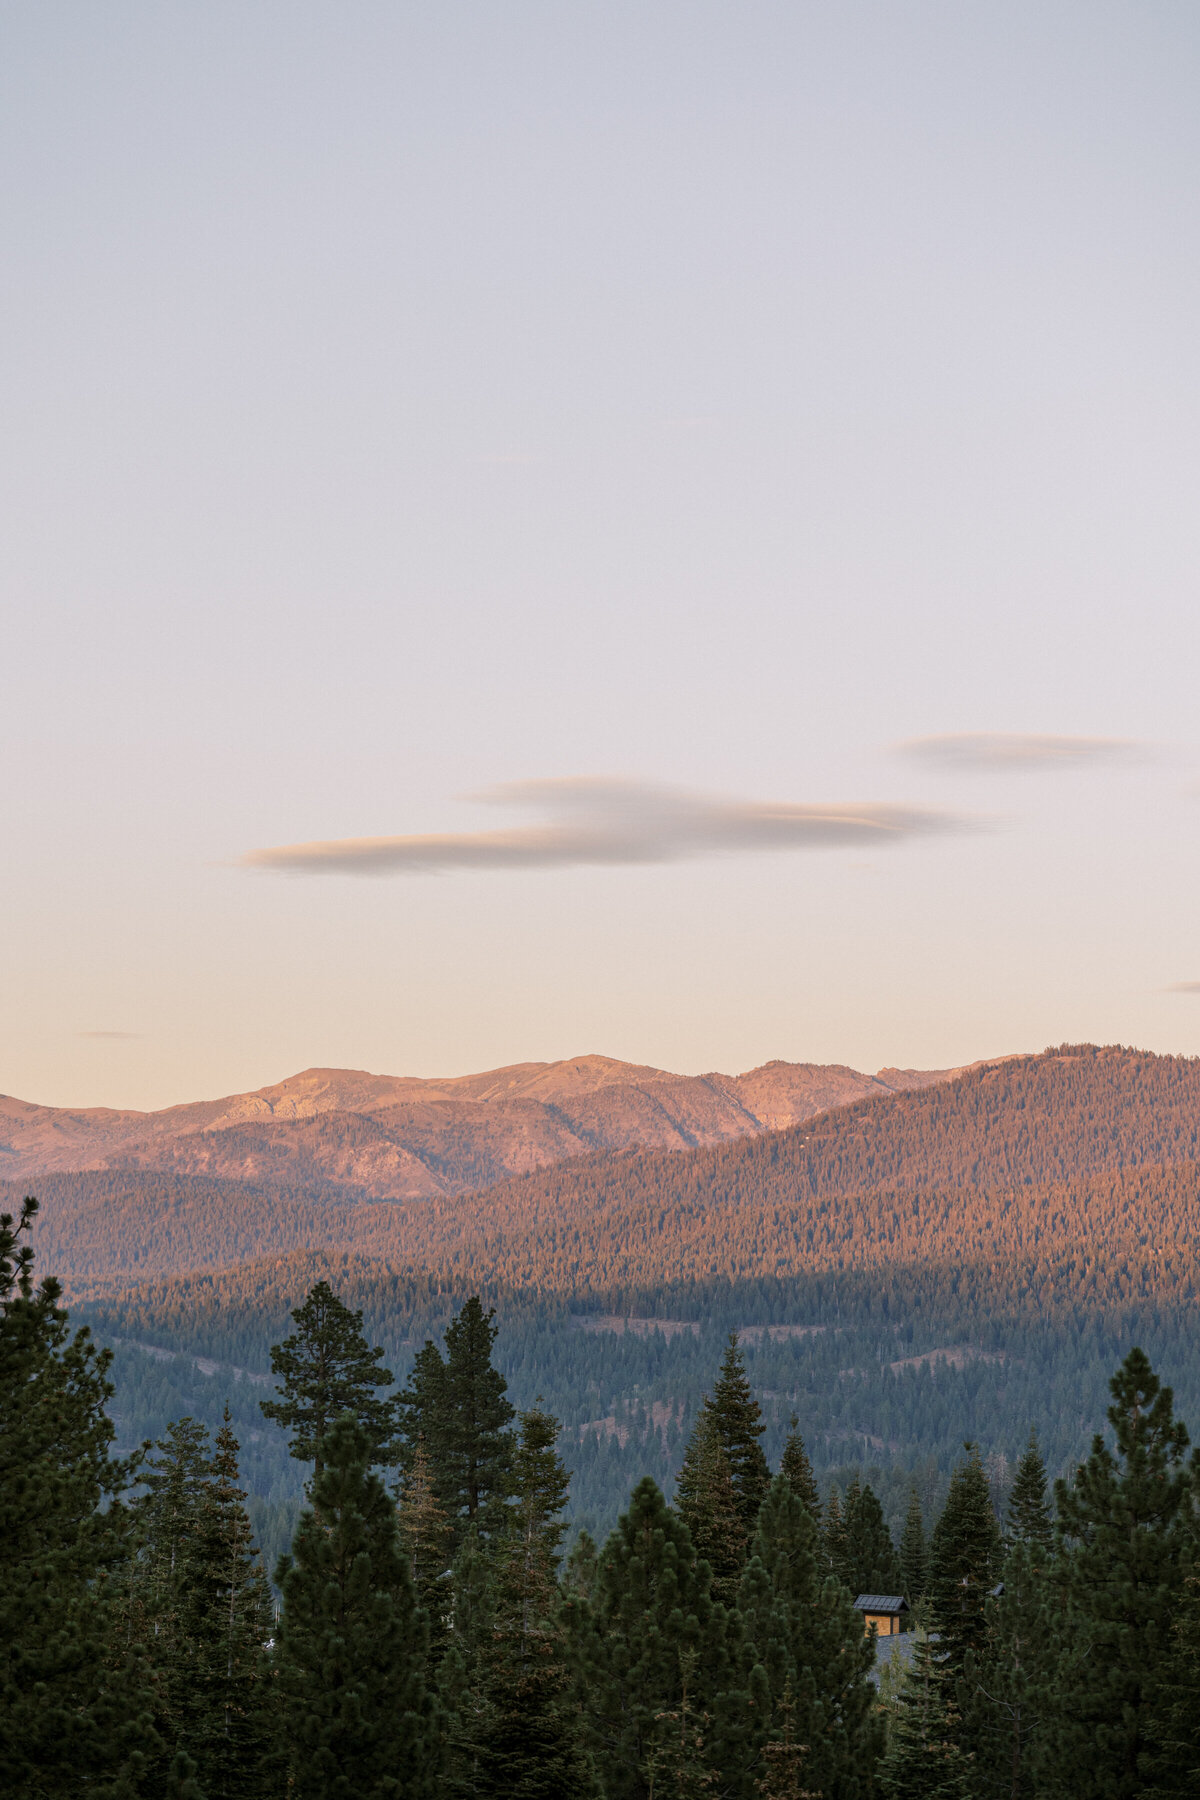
[241,777,979,877]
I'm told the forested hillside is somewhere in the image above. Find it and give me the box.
[18,1043,1200,1562]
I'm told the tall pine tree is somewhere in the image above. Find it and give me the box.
[1046,1347,1193,1800]
[261,1281,396,1480]
[675,1408,746,1604]
[877,1607,969,1800]
[0,1197,155,1797]
[397,1437,454,1658]
[779,1418,821,1529]
[843,1477,901,1596]
[1005,1433,1052,1554]
[396,1298,516,1551]
[470,1404,592,1799]
[738,1475,881,1800]
[704,1334,770,1535]
[565,1477,740,1800]
[900,1490,928,1605]
[960,1540,1061,1800]
[275,1413,435,1799]
[180,1409,279,1797]
[927,1445,1002,1676]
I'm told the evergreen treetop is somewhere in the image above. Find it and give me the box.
[565,1476,738,1800]
[275,1412,435,1799]
[396,1297,516,1548]
[1048,1347,1194,1799]
[1,1197,156,1796]
[779,1418,821,1528]
[843,1476,901,1597]
[261,1279,396,1479]
[675,1406,747,1603]
[877,1605,969,1800]
[1005,1431,1052,1553]
[704,1332,770,1534]
[900,1489,928,1605]
[739,1475,881,1800]
[927,1444,1002,1673]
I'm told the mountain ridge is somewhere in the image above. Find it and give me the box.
[0,1050,982,1197]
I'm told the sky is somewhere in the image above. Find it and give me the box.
[4,1,1200,1110]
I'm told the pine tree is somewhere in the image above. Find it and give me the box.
[397,1437,454,1656]
[397,1298,516,1550]
[180,1409,279,1797]
[877,1609,969,1799]
[643,1648,718,1800]
[133,1415,218,1775]
[900,1489,929,1604]
[754,1681,817,1800]
[261,1280,396,1480]
[1046,1347,1193,1800]
[395,1341,450,1481]
[275,1413,435,1798]
[779,1418,821,1529]
[960,1540,1061,1800]
[843,1477,901,1596]
[823,1489,850,1588]
[471,1404,592,1798]
[675,1407,746,1603]
[704,1333,770,1534]
[565,1477,739,1800]
[1005,1432,1052,1554]
[738,1475,881,1800]
[927,1444,1002,1675]
[1142,1572,1200,1796]
[0,1197,156,1796]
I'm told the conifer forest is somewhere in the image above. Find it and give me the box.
[8,1177,1200,1799]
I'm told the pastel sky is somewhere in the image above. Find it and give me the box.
[4,2,1200,1110]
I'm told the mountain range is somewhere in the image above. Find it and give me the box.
[1,1051,968,1199]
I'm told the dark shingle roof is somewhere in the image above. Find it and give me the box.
[854,1595,909,1612]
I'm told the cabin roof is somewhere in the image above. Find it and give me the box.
[854,1595,909,1613]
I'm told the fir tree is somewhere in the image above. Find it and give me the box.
[1046,1347,1193,1800]
[397,1298,516,1549]
[0,1197,155,1797]
[877,1608,969,1799]
[675,1407,746,1603]
[565,1477,739,1800]
[704,1333,770,1534]
[1142,1572,1200,1796]
[275,1413,435,1799]
[927,1444,1002,1675]
[754,1680,817,1800]
[823,1489,850,1588]
[261,1280,396,1480]
[643,1648,717,1800]
[471,1404,592,1798]
[738,1474,881,1800]
[843,1476,901,1596]
[779,1418,821,1529]
[900,1489,928,1604]
[397,1437,454,1657]
[1004,1432,1052,1554]
[132,1416,218,1776]
[180,1409,279,1797]
[960,1540,1061,1800]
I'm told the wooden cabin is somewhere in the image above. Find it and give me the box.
[854,1594,910,1637]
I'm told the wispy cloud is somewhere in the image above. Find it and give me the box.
[897,733,1142,772]
[242,777,982,878]
[1164,982,1200,995]
[79,1030,141,1039]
